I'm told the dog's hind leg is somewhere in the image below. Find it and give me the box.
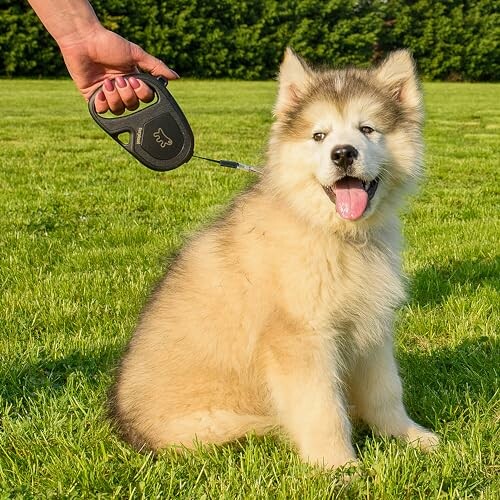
[145,410,276,450]
[348,338,439,451]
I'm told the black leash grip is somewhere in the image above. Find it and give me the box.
[88,73,194,172]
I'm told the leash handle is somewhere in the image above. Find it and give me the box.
[88,74,194,172]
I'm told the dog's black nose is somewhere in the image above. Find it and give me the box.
[331,145,358,170]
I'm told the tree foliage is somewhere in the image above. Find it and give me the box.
[1,0,498,80]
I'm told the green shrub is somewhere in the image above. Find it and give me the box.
[1,0,498,80]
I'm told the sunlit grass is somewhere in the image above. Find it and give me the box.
[0,79,498,498]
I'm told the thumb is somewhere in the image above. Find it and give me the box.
[131,44,180,80]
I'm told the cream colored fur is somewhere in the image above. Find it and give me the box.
[110,49,439,469]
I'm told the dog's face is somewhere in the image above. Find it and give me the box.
[265,49,423,231]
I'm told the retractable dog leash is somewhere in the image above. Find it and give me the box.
[88,73,261,175]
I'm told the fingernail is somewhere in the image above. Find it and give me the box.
[103,79,114,91]
[116,76,126,88]
[97,91,106,101]
[129,77,140,89]
[171,70,180,79]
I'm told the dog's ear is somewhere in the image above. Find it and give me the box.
[375,50,422,111]
[274,48,312,118]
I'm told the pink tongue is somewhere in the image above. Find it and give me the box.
[334,177,368,220]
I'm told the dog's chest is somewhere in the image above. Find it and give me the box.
[280,235,404,333]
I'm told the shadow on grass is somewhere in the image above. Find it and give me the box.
[409,256,499,307]
[3,335,496,430]
[0,346,117,411]
[352,335,498,455]
[400,256,498,428]
[399,335,498,427]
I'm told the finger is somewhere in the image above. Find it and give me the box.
[131,44,180,80]
[102,78,125,115]
[129,77,155,103]
[94,90,110,114]
[115,76,140,111]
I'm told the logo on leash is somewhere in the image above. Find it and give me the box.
[153,128,173,148]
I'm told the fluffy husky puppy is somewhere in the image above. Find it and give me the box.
[110,49,438,469]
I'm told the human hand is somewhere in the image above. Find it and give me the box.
[59,25,179,114]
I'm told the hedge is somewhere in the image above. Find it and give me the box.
[1,0,498,81]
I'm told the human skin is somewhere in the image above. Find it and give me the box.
[28,0,179,114]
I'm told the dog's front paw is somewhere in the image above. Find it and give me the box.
[405,425,439,452]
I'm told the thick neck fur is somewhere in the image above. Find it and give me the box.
[238,174,404,272]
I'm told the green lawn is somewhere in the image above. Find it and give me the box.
[0,79,498,498]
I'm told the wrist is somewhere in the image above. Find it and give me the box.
[28,0,102,49]
[57,19,104,51]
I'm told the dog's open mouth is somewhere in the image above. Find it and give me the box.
[323,176,379,221]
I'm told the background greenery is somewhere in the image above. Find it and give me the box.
[1,0,499,81]
[0,79,498,497]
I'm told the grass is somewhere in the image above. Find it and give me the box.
[0,78,498,498]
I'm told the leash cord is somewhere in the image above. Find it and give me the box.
[193,155,262,175]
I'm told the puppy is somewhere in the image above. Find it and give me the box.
[109,49,438,469]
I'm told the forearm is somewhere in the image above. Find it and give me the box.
[28,0,101,48]
[28,0,176,111]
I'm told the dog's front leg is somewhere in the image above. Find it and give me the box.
[263,322,356,469]
[349,336,439,451]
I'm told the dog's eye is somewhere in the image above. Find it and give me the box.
[313,132,326,142]
[360,126,374,135]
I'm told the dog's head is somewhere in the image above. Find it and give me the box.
[264,48,423,232]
